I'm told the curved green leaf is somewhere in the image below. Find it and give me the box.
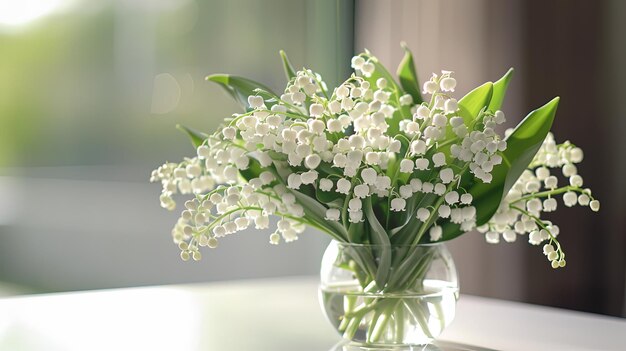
[458,82,494,124]
[290,189,348,241]
[429,97,560,242]
[314,171,344,207]
[316,186,344,207]
[392,193,436,244]
[471,97,560,225]
[206,74,277,111]
[317,162,342,177]
[500,98,560,196]
[176,124,207,148]
[363,197,391,288]
[396,43,424,104]
[279,50,297,82]
[239,156,263,182]
[488,68,514,111]
[441,82,493,152]
[347,221,364,243]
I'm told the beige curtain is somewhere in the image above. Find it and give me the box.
[355,0,527,300]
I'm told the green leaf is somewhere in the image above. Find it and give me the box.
[488,68,514,111]
[289,189,348,241]
[206,74,277,111]
[317,162,343,177]
[471,97,560,226]
[441,82,493,153]
[316,186,344,207]
[430,97,560,242]
[239,156,263,182]
[391,193,437,244]
[363,197,391,288]
[435,221,463,243]
[176,124,207,148]
[396,43,424,104]
[458,82,494,124]
[347,221,364,243]
[271,161,293,182]
[279,50,297,82]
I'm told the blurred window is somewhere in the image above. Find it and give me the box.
[0,0,353,172]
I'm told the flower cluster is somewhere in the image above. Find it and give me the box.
[151,48,597,268]
[151,163,309,261]
[478,133,599,268]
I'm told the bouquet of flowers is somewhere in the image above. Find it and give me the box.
[151,44,599,344]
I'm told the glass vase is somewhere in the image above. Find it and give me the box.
[319,241,459,347]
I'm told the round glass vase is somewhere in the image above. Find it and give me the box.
[319,241,459,347]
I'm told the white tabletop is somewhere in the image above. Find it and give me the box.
[0,277,624,351]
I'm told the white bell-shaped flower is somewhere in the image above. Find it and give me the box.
[445,191,459,205]
[361,168,377,185]
[410,178,422,192]
[300,170,318,184]
[399,185,413,199]
[390,197,406,212]
[440,77,456,92]
[415,158,429,170]
[287,173,302,189]
[439,168,454,184]
[569,175,583,187]
[429,225,443,241]
[325,208,340,221]
[336,178,351,194]
[415,105,430,119]
[248,95,265,109]
[423,80,438,94]
[416,208,430,222]
[438,205,451,218]
[319,178,333,192]
[349,210,364,223]
[434,183,446,195]
[305,154,321,170]
[353,184,369,198]
[309,104,324,118]
[421,182,434,193]
[563,191,577,207]
[351,56,365,70]
[400,159,414,173]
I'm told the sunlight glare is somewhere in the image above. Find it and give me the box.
[0,0,70,27]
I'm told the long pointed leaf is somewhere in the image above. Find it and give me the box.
[347,221,364,243]
[472,97,559,226]
[488,68,514,111]
[176,124,207,148]
[206,74,277,111]
[315,186,343,207]
[425,97,560,242]
[458,82,494,123]
[363,197,391,288]
[498,97,560,201]
[396,43,424,104]
[442,82,494,150]
[279,50,297,81]
[290,189,348,241]
[461,97,561,237]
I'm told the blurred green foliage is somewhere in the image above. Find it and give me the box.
[0,0,350,168]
